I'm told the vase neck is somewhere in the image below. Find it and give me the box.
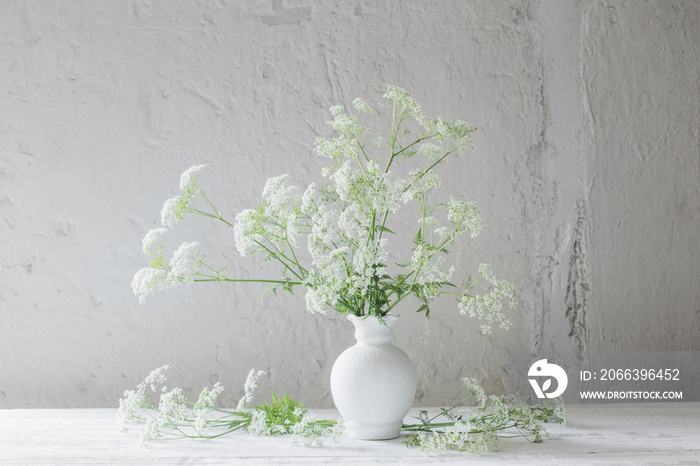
[347,314,398,345]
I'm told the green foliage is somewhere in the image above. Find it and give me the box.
[255,392,305,435]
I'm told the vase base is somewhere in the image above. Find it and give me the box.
[345,420,403,440]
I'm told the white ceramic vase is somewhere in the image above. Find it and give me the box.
[330,313,416,440]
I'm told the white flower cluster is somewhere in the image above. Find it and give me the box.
[142,227,168,255]
[447,198,483,238]
[290,414,345,447]
[130,268,169,305]
[403,169,440,202]
[180,164,206,190]
[247,410,276,436]
[117,365,172,440]
[458,264,515,334]
[233,174,301,257]
[132,241,201,304]
[192,382,224,431]
[132,165,217,304]
[237,369,266,410]
[413,421,497,456]
[161,164,206,228]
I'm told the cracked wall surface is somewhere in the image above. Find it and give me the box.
[1,0,698,407]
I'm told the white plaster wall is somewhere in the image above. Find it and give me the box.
[1,0,698,408]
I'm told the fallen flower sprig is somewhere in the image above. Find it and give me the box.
[401,377,567,454]
[118,367,565,454]
[117,366,343,447]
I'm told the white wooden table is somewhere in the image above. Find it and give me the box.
[1,403,699,465]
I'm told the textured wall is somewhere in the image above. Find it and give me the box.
[1,0,698,408]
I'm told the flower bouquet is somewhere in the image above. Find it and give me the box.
[133,85,515,329]
[129,85,523,442]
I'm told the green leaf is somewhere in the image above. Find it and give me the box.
[416,303,431,318]
[375,225,396,235]
[413,229,423,246]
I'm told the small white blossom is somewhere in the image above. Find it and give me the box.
[262,174,297,209]
[237,369,265,410]
[194,383,223,411]
[330,160,359,202]
[403,169,441,202]
[131,267,169,304]
[160,196,183,228]
[156,387,187,429]
[143,365,171,391]
[383,85,424,122]
[458,264,514,333]
[304,287,329,314]
[447,198,483,237]
[314,137,344,160]
[301,183,316,213]
[179,164,206,191]
[419,143,442,160]
[167,242,200,285]
[352,98,372,113]
[233,209,257,256]
[248,410,271,435]
[338,203,368,239]
[352,239,388,281]
[138,421,155,448]
[117,388,146,429]
[142,228,168,255]
[462,377,487,410]
[290,415,345,447]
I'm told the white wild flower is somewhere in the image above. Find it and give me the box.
[160,196,183,228]
[352,98,372,113]
[301,183,316,213]
[233,209,257,256]
[447,198,483,237]
[262,174,297,210]
[290,415,345,447]
[248,410,271,435]
[131,268,169,304]
[167,242,200,285]
[419,143,442,160]
[462,377,487,410]
[458,264,514,333]
[179,164,206,190]
[156,387,187,429]
[304,286,329,315]
[237,369,265,410]
[142,228,169,255]
[194,383,223,411]
[138,421,155,448]
[143,365,171,391]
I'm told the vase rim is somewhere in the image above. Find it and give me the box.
[347,313,399,324]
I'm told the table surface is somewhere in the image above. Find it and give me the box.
[1,403,699,465]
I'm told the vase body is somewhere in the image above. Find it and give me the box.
[330,313,416,440]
